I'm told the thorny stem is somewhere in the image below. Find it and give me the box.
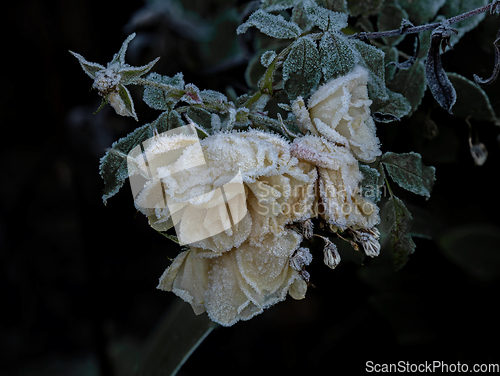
[353,3,494,40]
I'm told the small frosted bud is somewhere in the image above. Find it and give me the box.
[323,240,340,269]
[301,219,314,240]
[470,143,488,166]
[290,247,313,270]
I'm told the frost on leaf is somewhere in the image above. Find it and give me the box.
[397,0,446,25]
[384,195,415,271]
[319,31,356,81]
[236,9,302,39]
[440,0,488,46]
[351,39,388,101]
[359,164,381,203]
[388,60,426,117]
[143,72,185,110]
[260,50,277,68]
[381,152,436,199]
[304,5,348,32]
[99,111,179,204]
[283,36,322,100]
[447,73,497,122]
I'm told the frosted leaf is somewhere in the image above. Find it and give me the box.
[143,72,185,110]
[200,90,229,112]
[384,195,415,271]
[99,111,180,204]
[359,163,381,203]
[348,0,383,17]
[292,65,381,162]
[181,83,203,105]
[108,33,136,68]
[381,152,436,199]
[68,51,105,79]
[261,0,299,12]
[236,9,302,39]
[319,31,356,82]
[283,36,322,100]
[447,72,497,122]
[350,39,388,102]
[304,5,348,32]
[119,57,160,85]
[388,60,426,117]
[109,84,137,121]
[397,0,446,25]
[260,50,277,68]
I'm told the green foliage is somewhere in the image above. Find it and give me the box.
[396,0,447,25]
[446,72,497,122]
[441,0,489,46]
[348,0,384,17]
[319,31,356,81]
[303,6,348,31]
[377,4,409,46]
[359,164,382,203]
[388,60,426,116]
[99,111,181,204]
[283,36,322,99]
[381,152,436,199]
[384,196,416,271]
[236,9,302,39]
[143,73,185,110]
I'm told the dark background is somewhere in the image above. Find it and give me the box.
[2,1,500,375]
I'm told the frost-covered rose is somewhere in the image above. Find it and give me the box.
[158,230,308,326]
[292,65,381,163]
[291,135,379,230]
[131,129,317,325]
[133,129,317,254]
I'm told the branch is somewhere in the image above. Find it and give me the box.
[352,3,493,40]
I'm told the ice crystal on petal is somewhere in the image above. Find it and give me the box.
[291,135,380,230]
[293,65,381,162]
[158,231,306,326]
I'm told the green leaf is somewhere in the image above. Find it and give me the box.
[236,9,302,39]
[396,0,446,25]
[109,33,136,68]
[384,195,416,271]
[283,36,322,99]
[261,0,297,11]
[377,4,409,46]
[304,6,348,31]
[319,31,356,81]
[446,72,497,122]
[99,111,180,204]
[134,298,218,376]
[351,38,388,101]
[440,0,488,46]
[371,89,411,122]
[359,164,382,203]
[438,224,500,282]
[381,152,436,199]
[117,84,138,121]
[69,51,105,79]
[200,90,229,113]
[348,0,384,17]
[388,60,427,116]
[143,72,186,111]
[119,57,160,85]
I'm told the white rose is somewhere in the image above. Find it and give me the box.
[158,230,308,326]
[292,65,381,163]
[291,135,380,230]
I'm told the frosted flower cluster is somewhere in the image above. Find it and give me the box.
[133,65,382,326]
